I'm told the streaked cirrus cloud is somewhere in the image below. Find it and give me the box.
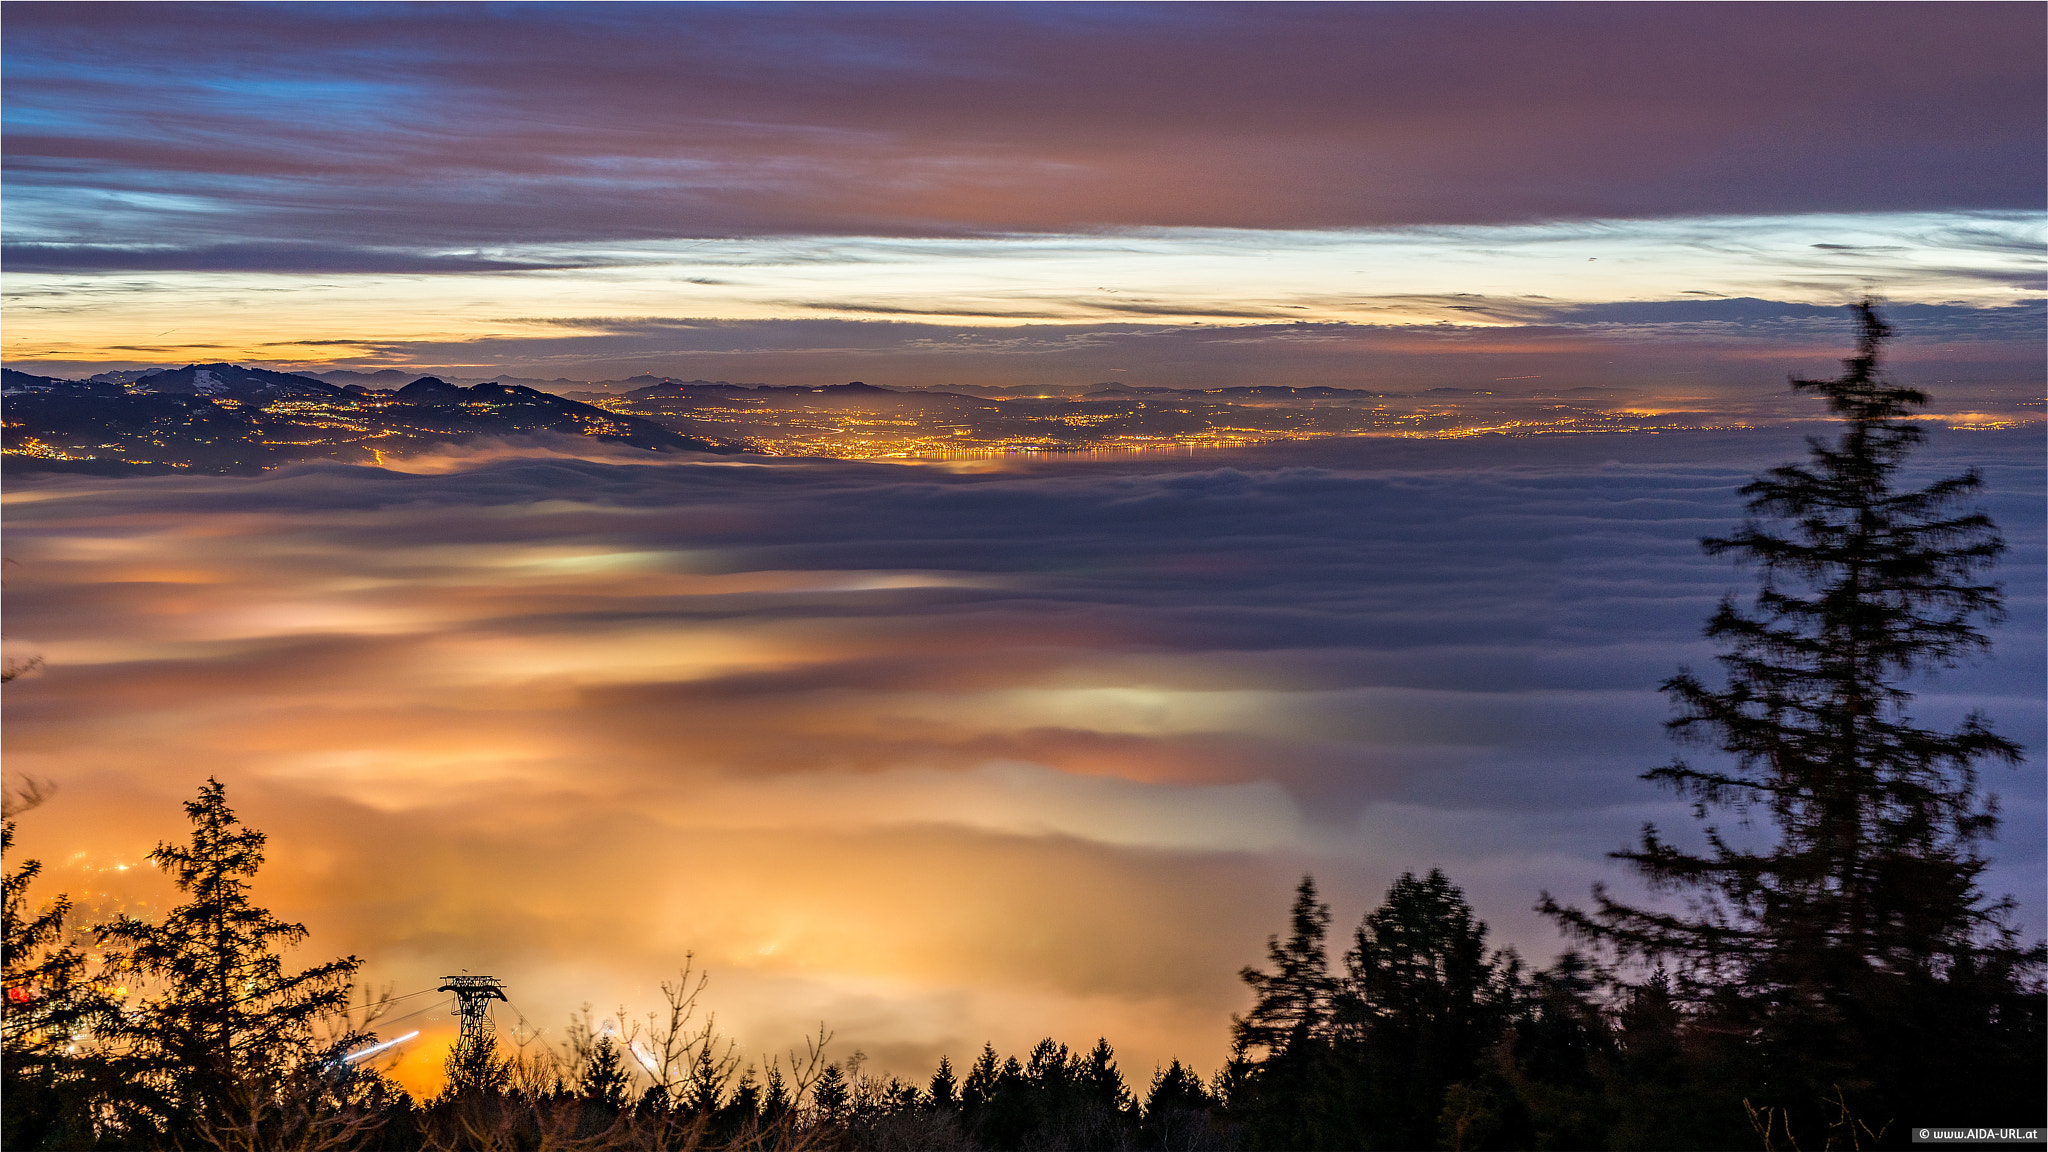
[5,4,2041,252]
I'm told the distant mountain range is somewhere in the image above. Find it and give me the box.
[2,364,740,474]
[308,368,608,391]
[5,361,1731,469]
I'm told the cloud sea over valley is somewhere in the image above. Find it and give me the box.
[7,429,2039,1087]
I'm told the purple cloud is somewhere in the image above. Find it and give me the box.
[5,3,2042,256]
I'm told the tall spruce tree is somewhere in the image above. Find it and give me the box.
[927,1054,958,1110]
[439,1030,509,1100]
[3,818,92,1061]
[1230,876,1357,1149]
[1079,1037,1133,1119]
[1541,303,2044,1137]
[1140,1058,1218,1152]
[97,778,366,1143]
[1341,868,1511,1151]
[1233,875,1337,1058]
[581,1032,634,1113]
[4,818,108,1148]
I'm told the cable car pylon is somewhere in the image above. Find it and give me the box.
[436,974,507,1045]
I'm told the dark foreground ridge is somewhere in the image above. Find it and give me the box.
[2,364,740,474]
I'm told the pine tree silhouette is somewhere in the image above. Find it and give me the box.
[439,1031,509,1101]
[3,819,95,1062]
[1079,1037,1132,1116]
[582,1033,633,1112]
[812,1061,849,1121]
[1229,876,1346,1149]
[1144,1058,1210,1116]
[960,1042,1000,1114]
[1542,302,2045,1137]
[1233,875,1337,1058]
[762,1060,793,1122]
[1342,868,1512,1151]
[3,818,107,1147]
[927,1054,958,1109]
[96,778,365,1143]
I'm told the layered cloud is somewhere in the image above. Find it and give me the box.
[9,3,2040,379]
[0,244,590,275]
[5,4,2042,256]
[324,299,2046,399]
[9,214,2040,380]
[6,430,2039,1088]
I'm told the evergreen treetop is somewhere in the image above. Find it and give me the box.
[3,819,98,1070]
[1343,867,1501,1038]
[1545,302,2026,986]
[1541,302,2043,1139]
[1232,874,1337,1060]
[927,1053,958,1109]
[96,778,365,1137]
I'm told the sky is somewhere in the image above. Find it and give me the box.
[2,0,2045,1093]
[2,2,2043,388]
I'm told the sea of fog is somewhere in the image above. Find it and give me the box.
[4,427,2040,1090]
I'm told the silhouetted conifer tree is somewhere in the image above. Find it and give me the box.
[1142,1059,1217,1151]
[3,817,108,1148]
[583,1033,633,1112]
[1341,868,1513,1150]
[1,821,89,1039]
[976,1053,1033,1149]
[96,778,367,1145]
[1145,1059,1211,1116]
[683,1039,732,1115]
[960,1042,1000,1114]
[1227,877,1345,1148]
[1600,968,1732,1150]
[812,1060,849,1121]
[1542,302,2046,1141]
[762,1060,793,1122]
[1233,875,1337,1058]
[927,1053,958,1110]
[1079,1037,1132,1118]
[439,1032,509,1101]
[725,1064,762,1116]
[1506,953,1614,1149]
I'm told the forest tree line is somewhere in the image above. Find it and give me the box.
[4,306,2043,1150]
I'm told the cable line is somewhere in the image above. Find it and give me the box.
[311,984,444,1020]
[361,995,453,1033]
[334,986,443,1015]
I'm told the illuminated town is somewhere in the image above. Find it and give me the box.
[0,362,1803,475]
[579,380,1779,458]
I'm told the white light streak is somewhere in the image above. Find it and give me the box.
[342,1030,420,1063]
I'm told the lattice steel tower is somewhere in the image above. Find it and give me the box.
[437,974,507,1043]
